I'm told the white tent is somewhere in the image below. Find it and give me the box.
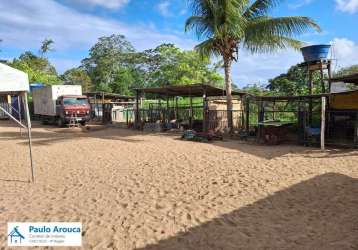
[0,63,29,92]
[0,63,34,182]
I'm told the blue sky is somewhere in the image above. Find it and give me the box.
[0,0,358,87]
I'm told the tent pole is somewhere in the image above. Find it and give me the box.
[18,95,23,136]
[23,92,35,182]
[0,105,26,129]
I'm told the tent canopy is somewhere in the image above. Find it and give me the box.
[0,63,29,93]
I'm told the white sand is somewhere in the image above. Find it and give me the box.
[0,120,357,250]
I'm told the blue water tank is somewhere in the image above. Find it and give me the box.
[30,82,45,93]
[300,45,331,62]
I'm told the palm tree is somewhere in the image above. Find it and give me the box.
[185,0,321,129]
[40,38,55,57]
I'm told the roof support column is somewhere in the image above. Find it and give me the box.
[189,91,193,129]
[202,87,208,132]
[135,90,141,129]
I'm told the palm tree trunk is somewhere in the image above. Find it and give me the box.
[224,56,233,130]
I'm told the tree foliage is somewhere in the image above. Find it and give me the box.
[81,35,223,94]
[267,64,321,95]
[9,51,59,85]
[61,68,93,92]
[335,65,358,77]
[141,44,223,87]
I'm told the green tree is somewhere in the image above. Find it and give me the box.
[185,0,320,129]
[335,65,358,77]
[61,68,93,92]
[81,34,141,94]
[9,51,59,85]
[243,83,268,96]
[267,64,321,95]
[40,38,55,57]
[142,43,223,87]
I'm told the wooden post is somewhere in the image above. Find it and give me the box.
[308,71,313,125]
[166,94,169,123]
[319,61,326,93]
[101,92,105,124]
[257,99,264,142]
[327,61,332,93]
[272,100,275,121]
[321,96,326,150]
[355,111,358,147]
[202,88,207,132]
[245,97,250,134]
[135,90,140,129]
[175,96,178,120]
[189,92,193,129]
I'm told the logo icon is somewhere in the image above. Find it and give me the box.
[8,226,25,244]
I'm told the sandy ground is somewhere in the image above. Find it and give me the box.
[0,120,358,250]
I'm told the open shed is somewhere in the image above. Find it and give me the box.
[84,92,135,124]
[0,63,34,182]
[133,84,246,132]
[246,91,358,148]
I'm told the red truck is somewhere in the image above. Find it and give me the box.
[33,85,91,127]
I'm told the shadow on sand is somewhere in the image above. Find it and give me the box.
[136,173,358,250]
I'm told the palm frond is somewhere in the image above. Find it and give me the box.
[246,16,321,38]
[243,36,305,54]
[244,0,282,18]
[194,38,221,58]
[185,15,215,39]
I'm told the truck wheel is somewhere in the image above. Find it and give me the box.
[57,118,64,128]
[80,121,86,126]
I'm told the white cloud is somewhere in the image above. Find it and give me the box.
[71,0,130,9]
[335,0,358,14]
[157,1,171,17]
[231,49,302,87]
[0,0,195,72]
[288,0,314,9]
[331,38,358,69]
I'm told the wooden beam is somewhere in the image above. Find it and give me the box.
[189,93,193,129]
[328,62,332,93]
[321,96,326,150]
[308,71,313,125]
[202,88,207,132]
[245,98,250,134]
[319,61,326,93]
[135,90,140,129]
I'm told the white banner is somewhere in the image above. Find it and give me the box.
[8,222,82,247]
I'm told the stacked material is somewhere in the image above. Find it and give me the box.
[143,122,162,132]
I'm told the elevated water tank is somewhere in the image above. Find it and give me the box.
[300,45,331,62]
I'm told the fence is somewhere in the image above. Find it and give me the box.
[136,106,245,132]
[325,110,358,147]
[245,97,358,147]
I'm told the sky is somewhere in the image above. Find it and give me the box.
[0,0,358,87]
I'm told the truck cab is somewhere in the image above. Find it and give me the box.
[55,95,91,127]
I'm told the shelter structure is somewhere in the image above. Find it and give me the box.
[246,90,358,148]
[0,63,34,182]
[134,84,246,132]
[331,73,358,85]
[85,92,135,125]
